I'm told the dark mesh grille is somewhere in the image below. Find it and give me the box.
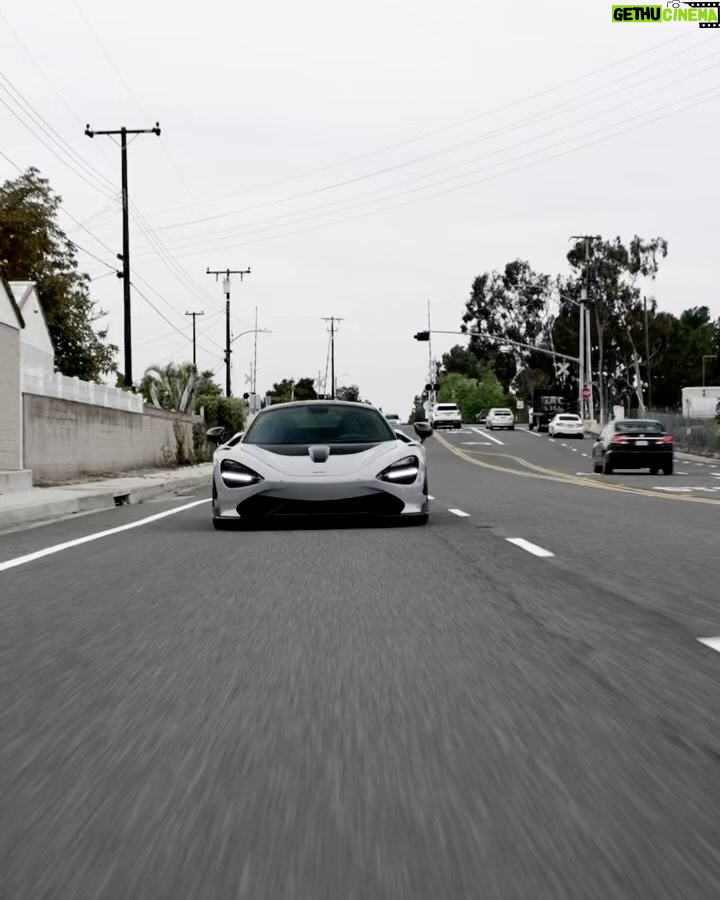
[236,491,405,519]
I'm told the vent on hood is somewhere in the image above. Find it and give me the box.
[308,445,330,463]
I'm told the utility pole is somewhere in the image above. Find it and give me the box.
[643,296,652,411]
[322,317,343,399]
[185,310,204,369]
[252,306,259,397]
[206,267,251,397]
[570,235,600,423]
[85,122,161,388]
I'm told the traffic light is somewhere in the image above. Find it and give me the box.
[414,331,430,341]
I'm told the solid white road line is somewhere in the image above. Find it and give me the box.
[698,637,720,653]
[428,495,435,500]
[448,508,471,517]
[0,499,210,574]
[472,427,504,445]
[506,538,555,558]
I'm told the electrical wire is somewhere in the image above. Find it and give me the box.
[141,47,720,255]
[148,29,698,218]
[146,83,720,260]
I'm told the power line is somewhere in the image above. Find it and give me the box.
[135,46,720,257]
[72,0,195,202]
[147,29,697,219]
[158,84,720,260]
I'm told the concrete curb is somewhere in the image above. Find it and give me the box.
[0,468,212,532]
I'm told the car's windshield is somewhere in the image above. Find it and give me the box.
[494,409,512,415]
[436,405,458,411]
[243,403,396,444]
[615,420,664,434]
[559,415,580,421]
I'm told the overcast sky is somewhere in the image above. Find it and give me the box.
[2,0,719,414]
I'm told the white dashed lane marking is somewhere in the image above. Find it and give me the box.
[506,538,555,558]
[698,638,720,654]
[448,509,471,517]
[472,427,504,446]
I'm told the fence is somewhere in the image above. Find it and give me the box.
[22,368,144,414]
[647,409,720,455]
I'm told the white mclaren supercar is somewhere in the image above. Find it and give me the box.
[207,401,433,529]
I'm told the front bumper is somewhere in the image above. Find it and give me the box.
[213,473,427,519]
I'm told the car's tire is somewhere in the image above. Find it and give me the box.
[650,467,659,476]
[593,462,603,474]
[603,457,613,475]
[664,461,674,476]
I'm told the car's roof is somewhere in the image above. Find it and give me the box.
[257,399,375,413]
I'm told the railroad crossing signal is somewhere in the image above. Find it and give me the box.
[555,360,570,379]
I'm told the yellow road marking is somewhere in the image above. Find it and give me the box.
[432,432,720,506]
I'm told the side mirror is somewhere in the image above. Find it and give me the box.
[413,421,433,443]
[206,426,226,445]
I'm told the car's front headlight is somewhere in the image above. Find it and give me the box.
[220,459,264,487]
[377,455,420,485]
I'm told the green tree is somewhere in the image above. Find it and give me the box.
[461,259,554,391]
[268,377,317,403]
[0,167,117,380]
[438,370,508,421]
[566,234,668,421]
[141,361,203,464]
[336,384,360,402]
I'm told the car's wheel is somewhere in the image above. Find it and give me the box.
[663,461,674,476]
[603,457,613,475]
[593,462,603,474]
[650,467,659,476]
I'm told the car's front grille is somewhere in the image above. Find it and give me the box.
[236,491,405,519]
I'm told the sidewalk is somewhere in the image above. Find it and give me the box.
[0,464,213,532]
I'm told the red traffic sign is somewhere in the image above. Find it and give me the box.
[582,386,591,398]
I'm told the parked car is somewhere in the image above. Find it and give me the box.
[385,413,402,427]
[549,413,584,439]
[430,403,462,430]
[591,418,674,475]
[476,408,490,425]
[486,408,515,430]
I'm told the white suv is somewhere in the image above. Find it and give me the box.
[486,408,515,430]
[430,403,462,430]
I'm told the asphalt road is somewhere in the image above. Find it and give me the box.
[2,429,720,899]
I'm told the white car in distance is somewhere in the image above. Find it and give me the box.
[485,408,515,430]
[549,413,584,439]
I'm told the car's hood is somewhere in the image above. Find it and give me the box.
[220,441,413,477]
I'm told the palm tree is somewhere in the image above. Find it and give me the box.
[142,362,200,463]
